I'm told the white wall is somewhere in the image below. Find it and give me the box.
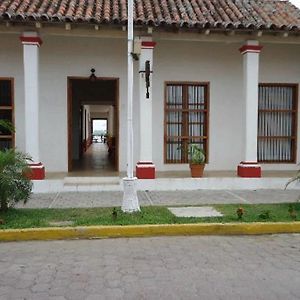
[152,40,300,171]
[153,40,244,171]
[260,44,300,170]
[1,32,300,172]
[0,34,24,151]
[40,35,136,171]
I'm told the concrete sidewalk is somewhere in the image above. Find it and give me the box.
[16,189,300,209]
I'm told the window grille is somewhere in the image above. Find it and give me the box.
[0,79,14,150]
[258,84,297,163]
[165,83,209,163]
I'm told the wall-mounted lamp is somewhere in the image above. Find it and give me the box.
[145,60,150,99]
[89,68,97,82]
[139,60,152,99]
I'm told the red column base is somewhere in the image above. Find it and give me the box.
[136,161,155,179]
[26,163,46,180]
[237,162,261,178]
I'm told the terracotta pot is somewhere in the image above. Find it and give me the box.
[189,163,205,178]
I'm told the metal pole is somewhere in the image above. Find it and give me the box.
[122,0,140,212]
[127,0,134,179]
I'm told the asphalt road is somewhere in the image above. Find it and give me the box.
[0,235,300,300]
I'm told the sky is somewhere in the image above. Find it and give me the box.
[290,0,300,8]
[93,120,107,133]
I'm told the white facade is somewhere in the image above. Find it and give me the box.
[1,29,300,173]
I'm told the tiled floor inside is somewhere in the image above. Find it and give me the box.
[66,142,118,177]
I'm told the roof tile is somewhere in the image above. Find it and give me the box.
[0,0,299,31]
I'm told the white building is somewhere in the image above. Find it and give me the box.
[0,0,300,182]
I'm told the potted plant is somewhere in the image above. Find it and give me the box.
[189,144,206,178]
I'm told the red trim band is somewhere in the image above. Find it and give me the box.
[20,36,43,46]
[141,41,156,49]
[239,45,262,54]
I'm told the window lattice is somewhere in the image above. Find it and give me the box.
[258,84,297,163]
[165,83,209,163]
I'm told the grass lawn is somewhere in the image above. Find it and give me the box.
[0,203,299,229]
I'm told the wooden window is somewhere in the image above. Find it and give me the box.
[164,82,209,163]
[0,78,14,150]
[258,84,298,163]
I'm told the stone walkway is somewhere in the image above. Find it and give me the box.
[0,235,300,299]
[17,189,300,208]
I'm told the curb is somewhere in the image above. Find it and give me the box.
[1,222,300,241]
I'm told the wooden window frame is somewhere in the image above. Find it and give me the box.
[164,81,209,164]
[258,83,298,164]
[0,78,14,149]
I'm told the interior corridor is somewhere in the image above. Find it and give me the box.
[71,142,117,176]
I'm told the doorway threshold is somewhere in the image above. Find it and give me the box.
[46,171,122,179]
[64,176,120,185]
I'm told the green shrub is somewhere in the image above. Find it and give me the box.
[259,210,271,220]
[0,149,32,212]
[189,144,206,164]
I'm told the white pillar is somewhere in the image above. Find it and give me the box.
[136,40,156,179]
[108,106,114,136]
[237,41,262,178]
[20,32,45,180]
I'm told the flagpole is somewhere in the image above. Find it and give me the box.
[121,0,140,212]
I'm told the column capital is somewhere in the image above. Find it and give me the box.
[20,33,43,47]
[239,44,263,55]
[141,41,156,49]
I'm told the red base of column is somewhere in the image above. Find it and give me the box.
[136,162,155,179]
[26,163,45,180]
[237,162,261,178]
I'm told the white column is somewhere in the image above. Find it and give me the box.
[136,40,156,179]
[139,41,156,162]
[20,32,45,180]
[21,32,42,162]
[108,106,114,136]
[238,41,262,177]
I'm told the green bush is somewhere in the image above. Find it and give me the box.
[189,144,206,164]
[0,149,32,212]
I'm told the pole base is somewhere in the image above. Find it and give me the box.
[122,177,140,213]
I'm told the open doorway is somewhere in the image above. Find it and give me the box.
[92,119,107,143]
[67,77,119,175]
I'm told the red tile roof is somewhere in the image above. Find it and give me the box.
[0,0,300,31]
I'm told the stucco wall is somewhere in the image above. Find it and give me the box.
[260,44,300,171]
[0,32,300,172]
[0,34,24,152]
[153,40,244,171]
[153,40,300,171]
[38,35,139,172]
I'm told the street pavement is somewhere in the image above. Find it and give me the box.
[0,235,300,299]
[17,189,300,208]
